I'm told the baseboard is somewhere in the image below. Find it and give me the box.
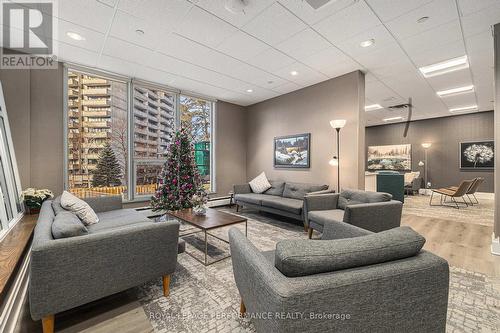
[492,234,500,256]
[0,247,31,333]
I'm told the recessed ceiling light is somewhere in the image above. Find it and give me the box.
[383,116,404,122]
[66,31,85,41]
[419,55,469,78]
[417,16,429,23]
[436,85,474,97]
[246,89,253,93]
[290,71,298,76]
[360,39,375,48]
[449,105,478,113]
[365,104,383,111]
[135,29,145,35]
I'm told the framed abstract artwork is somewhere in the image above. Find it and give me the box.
[460,141,494,170]
[274,133,310,168]
[367,144,412,171]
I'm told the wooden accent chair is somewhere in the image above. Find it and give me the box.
[448,177,484,205]
[430,180,475,209]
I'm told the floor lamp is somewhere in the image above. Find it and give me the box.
[421,142,432,193]
[329,119,347,192]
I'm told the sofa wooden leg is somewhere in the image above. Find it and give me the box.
[308,228,314,239]
[303,224,308,232]
[240,299,246,316]
[236,204,239,212]
[42,315,54,333]
[162,275,171,297]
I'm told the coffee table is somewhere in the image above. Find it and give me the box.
[167,208,247,266]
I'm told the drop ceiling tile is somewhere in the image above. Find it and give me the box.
[385,0,458,40]
[135,66,178,87]
[225,63,288,89]
[54,19,106,53]
[313,1,380,45]
[355,42,408,70]
[193,0,275,28]
[440,92,477,108]
[460,3,500,37]
[457,0,499,16]
[275,28,331,61]
[273,62,328,86]
[409,39,466,67]
[425,69,473,92]
[278,0,357,25]
[54,41,99,67]
[398,20,462,56]
[102,37,155,64]
[97,55,139,77]
[176,6,238,47]
[96,0,117,7]
[301,46,352,71]
[366,0,434,22]
[272,81,302,95]
[156,33,212,64]
[57,0,115,33]
[242,2,307,46]
[118,0,192,31]
[109,10,165,49]
[247,47,296,72]
[216,30,269,62]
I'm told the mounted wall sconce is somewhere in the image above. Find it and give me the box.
[329,119,346,192]
[421,143,432,192]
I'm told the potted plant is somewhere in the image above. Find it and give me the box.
[21,188,54,214]
[191,191,208,216]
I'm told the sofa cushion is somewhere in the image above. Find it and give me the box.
[308,209,345,226]
[261,196,303,215]
[51,195,67,215]
[275,226,425,277]
[264,180,285,196]
[338,189,392,210]
[60,191,99,225]
[51,211,88,239]
[87,209,150,233]
[234,193,264,205]
[249,172,272,194]
[282,182,328,200]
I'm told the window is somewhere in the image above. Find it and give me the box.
[0,83,23,236]
[66,70,128,198]
[180,95,214,192]
[133,84,175,196]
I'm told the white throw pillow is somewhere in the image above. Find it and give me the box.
[249,172,272,194]
[60,191,99,225]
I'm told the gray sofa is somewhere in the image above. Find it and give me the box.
[305,189,402,238]
[233,181,331,229]
[30,196,180,333]
[229,222,449,333]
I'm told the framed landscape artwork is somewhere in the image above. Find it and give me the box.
[367,144,412,171]
[460,140,494,170]
[274,133,310,168]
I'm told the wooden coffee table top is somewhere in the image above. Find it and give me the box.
[168,208,246,230]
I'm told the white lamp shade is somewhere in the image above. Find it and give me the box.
[329,157,339,166]
[421,142,432,149]
[330,119,347,129]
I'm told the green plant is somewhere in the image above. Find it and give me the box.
[20,188,53,208]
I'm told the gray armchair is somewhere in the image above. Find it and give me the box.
[304,189,402,238]
[229,222,449,333]
[30,197,180,333]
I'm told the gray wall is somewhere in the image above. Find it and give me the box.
[0,64,64,194]
[366,111,494,192]
[246,71,366,191]
[213,101,247,197]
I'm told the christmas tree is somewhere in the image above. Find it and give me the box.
[151,127,204,211]
[91,143,122,187]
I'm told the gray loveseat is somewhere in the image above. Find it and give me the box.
[233,181,331,229]
[30,196,180,333]
[229,222,449,333]
[305,189,402,238]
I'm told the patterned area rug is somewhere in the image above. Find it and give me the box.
[403,195,494,226]
[138,209,500,333]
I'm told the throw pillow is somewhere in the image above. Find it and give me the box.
[249,172,272,193]
[264,180,286,196]
[52,211,89,239]
[51,195,67,215]
[60,191,99,225]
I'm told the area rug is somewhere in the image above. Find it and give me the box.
[137,210,500,333]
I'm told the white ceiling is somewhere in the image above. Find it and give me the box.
[2,0,499,126]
